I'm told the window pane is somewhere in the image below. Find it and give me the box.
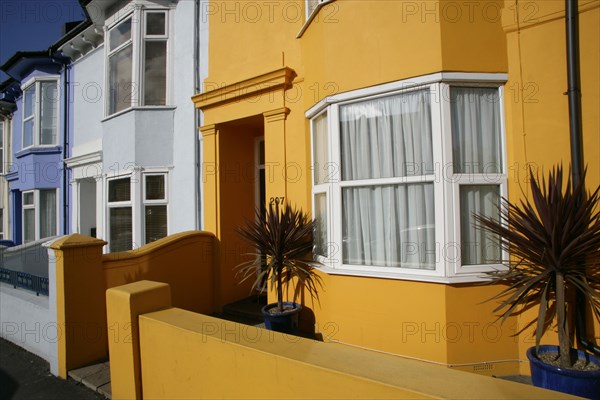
[145,205,167,244]
[460,185,501,265]
[108,178,131,202]
[23,192,34,205]
[313,112,328,185]
[145,175,165,200]
[109,44,133,114]
[23,119,34,148]
[451,87,502,174]
[24,86,35,118]
[340,90,433,181]
[40,82,57,145]
[24,208,35,243]
[342,183,435,269]
[39,190,56,238]
[314,193,328,257]
[109,18,132,50]
[110,207,132,252]
[146,12,166,35]
[143,41,167,105]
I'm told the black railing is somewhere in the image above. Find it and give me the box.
[0,267,49,296]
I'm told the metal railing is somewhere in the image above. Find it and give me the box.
[0,267,49,296]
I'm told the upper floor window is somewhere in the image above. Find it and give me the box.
[106,9,169,116]
[308,73,507,283]
[22,79,58,148]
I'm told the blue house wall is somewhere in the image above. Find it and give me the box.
[3,58,68,244]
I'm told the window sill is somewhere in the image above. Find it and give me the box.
[15,146,62,159]
[102,105,177,123]
[297,0,336,39]
[315,264,495,284]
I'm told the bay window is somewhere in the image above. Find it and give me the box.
[308,73,507,283]
[22,189,57,243]
[106,8,169,116]
[22,79,58,148]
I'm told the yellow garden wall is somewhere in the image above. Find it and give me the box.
[50,231,217,377]
[107,280,573,399]
[102,231,216,314]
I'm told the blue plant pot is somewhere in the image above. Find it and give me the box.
[527,345,600,399]
[261,302,302,334]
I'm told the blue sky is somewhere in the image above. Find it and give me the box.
[0,0,85,81]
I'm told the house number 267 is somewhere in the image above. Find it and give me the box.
[269,197,285,205]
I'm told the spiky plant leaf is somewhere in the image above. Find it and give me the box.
[235,202,322,313]
[475,166,600,369]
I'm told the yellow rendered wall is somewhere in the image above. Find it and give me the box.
[503,0,599,189]
[300,0,442,102]
[103,231,216,314]
[205,1,304,87]
[502,0,600,374]
[198,0,598,378]
[440,0,508,72]
[137,306,569,399]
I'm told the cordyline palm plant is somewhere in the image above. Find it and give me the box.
[235,202,322,313]
[475,165,600,369]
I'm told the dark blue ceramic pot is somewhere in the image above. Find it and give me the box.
[261,302,302,334]
[527,345,600,399]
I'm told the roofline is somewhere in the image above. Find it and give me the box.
[0,77,18,92]
[49,19,93,52]
[0,51,50,72]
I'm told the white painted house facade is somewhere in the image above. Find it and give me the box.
[59,0,207,251]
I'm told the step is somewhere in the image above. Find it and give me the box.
[217,294,267,326]
[68,361,112,399]
[222,295,267,320]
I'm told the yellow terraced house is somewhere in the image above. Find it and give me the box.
[192,0,599,377]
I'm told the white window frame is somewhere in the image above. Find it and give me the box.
[142,172,168,244]
[107,175,133,252]
[21,189,59,243]
[141,10,169,107]
[106,13,135,115]
[104,5,171,117]
[307,72,508,284]
[21,77,59,149]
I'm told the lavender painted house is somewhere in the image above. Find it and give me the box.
[0,52,69,244]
